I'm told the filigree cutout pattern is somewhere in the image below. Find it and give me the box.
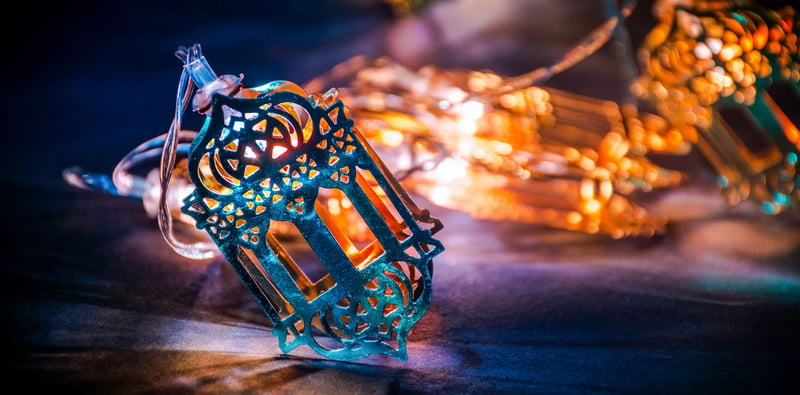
[183,82,444,361]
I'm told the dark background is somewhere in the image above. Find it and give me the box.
[2,1,800,393]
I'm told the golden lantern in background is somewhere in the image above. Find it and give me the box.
[635,0,800,213]
[305,56,686,238]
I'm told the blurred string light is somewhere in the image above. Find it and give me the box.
[71,0,799,258]
[634,0,800,214]
[68,0,685,241]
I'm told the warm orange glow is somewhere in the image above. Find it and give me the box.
[637,1,799,214]
[299,50,681,237]
[378,129,405,147]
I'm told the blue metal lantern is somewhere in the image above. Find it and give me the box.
[175,44,444,361]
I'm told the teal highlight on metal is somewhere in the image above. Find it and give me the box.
[177,44,444,361]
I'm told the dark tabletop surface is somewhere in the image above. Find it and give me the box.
[2,1,799,393]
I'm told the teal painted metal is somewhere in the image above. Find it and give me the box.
[179,46,444,361]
